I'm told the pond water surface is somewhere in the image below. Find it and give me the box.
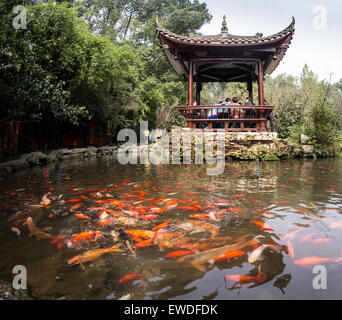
[0,157,342,300]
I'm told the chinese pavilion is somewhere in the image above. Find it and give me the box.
[156,16,295,132]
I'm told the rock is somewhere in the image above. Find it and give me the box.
[300,134,310,145]
[47,149,63,162]
[20,152,48,165]
[9,159,29,169]
[61,149,72,155]
[302,145,314,154]
[71,148,88,154]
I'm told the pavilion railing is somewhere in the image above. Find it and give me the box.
[176,105,275,132]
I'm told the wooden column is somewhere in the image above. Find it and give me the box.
[247,80,253,100]
[188,61,193,106]
[257,60,266,132]
[196,81,202,105]
[258,61,264,105]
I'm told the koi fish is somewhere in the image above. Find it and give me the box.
[189,214,211,221]
[40,192,52,206]
[228,208,242,213]
[150,208,167,214]
[247,244,282,263]
[294,257,335,267]
[11,227,21,237]
[214,250,246,262]
[74,213,90,220]
[51,234,68,244]
[118,273,144,285]
[68,244,123,269]
[135,233,156,248]
[136,214,159,220]
[178,237,234,252]
[70,203,83,211]
[232,194,247,198]
[179,206,198,211]
[250,220,273,231]
[153,219,172,231]
[287,241,295,258]
[310,238,333,244]
[166,250,193,258]
[299,233,321,243]
[189,220,219,238]
[70,231,104,244]
[224,268,267,288]
[24,217,53,240]
[282,229,301,240]
[65,199,81,203]
[126,230,155,239]
[178,236,262,272]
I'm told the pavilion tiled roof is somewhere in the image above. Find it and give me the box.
[156,16,295,47]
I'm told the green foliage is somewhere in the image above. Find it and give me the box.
[262,154,280,161]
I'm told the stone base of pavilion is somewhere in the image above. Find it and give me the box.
[165,127,304,160]
[176,128,277,142]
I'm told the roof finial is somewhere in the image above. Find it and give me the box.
[221,15,228,36]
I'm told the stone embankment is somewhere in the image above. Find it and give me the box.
[0,146,118,174]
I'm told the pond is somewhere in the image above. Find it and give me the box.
[0,157,341,300]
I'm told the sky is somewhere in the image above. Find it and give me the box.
[199,0,342,83]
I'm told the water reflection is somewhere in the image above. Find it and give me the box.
[0,157,341,299]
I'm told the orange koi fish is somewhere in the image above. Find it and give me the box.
[118,273,144,285]
[179,206,198,211]
[224,269,267,287]
[51,234,68,244]
[287,241,295,258]
[214,250,246,262]
[74,213,90,220]
[232,194,247,198]
[70,231,104,243]
[153,198,166,204]
[98,218,117,226]
[70,203,83,211]
[153,219,172,231]
[294,257,335,267]
[150,207,167,214]
[166,250,193,258]
[65,199,81,203]
[282,228,301,240]
[136,214,159,221]
[126,230,155,239]
[299,233,321,243]
[228,208,242,213]
[250,220,273,231]
[189,214,211,221]
[135,233,156,248]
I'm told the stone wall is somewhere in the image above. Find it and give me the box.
[0,146,118,174]
[161,128,305,161]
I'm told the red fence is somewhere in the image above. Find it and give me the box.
[0,119,108,161]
